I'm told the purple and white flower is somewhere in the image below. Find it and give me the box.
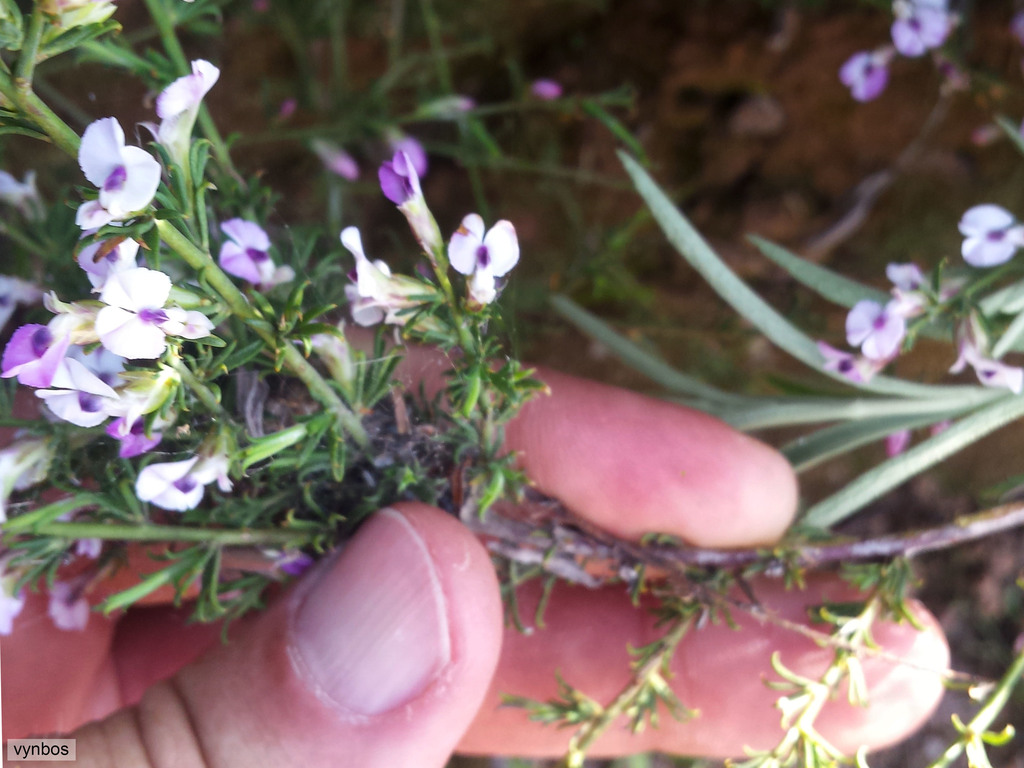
[959,204,1024,267]
[35,357,119,428]
[218,218,294,289]
[76,118,161,229]
[839,49,892,102]
[1,322,72,388]
[817,341,886,384]
[341,226,428,326]
[846,299,906,361]
[77,236,140,290]
[886,262,929,318]
[106,416,165,458]
[891,0,952,57]
[378,150,444,257]
[311,140,360,180]
[0,276,42,334]
[152,59,220,167]
[75,538,102,560]
[135,447,232,512]
[95,267,213,359]
[0,170,43,220]
[48,580,89,632]
[448,213,520,306]
[0,437,53,523]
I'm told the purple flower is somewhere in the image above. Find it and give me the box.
[218,218,294,289]
[76,118,161,229]
[530,78,563,100]
[886,429,912,457]
[386,134,428,178]
[959,204,1024,267]
[340,226,428,326]
[377,151,444,258]
[379,150,423,207]
[846,299,906,361]
[135,447,232,512]
[0,170,43,220]
[447,213,520,305]
[839,50,891,102]
[886,262,925,291]
[311,140,359,181]
[1013,11,1024,46]
[1,323,72,388]
[817,342,884,383]
[276,550,314,576]
[106,416,164,458]
[891,2,952,57]
[48,581,89,632]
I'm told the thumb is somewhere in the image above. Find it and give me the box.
[72,504,503,768]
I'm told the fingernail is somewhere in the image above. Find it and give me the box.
[289,508,451,716]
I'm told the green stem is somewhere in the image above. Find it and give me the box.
[15,5,46,83]
[154,220,369,447]
[170,356,227,417]
[28,520,313,546]
[142,0,234,172]
[927,651,1024,768]
[0,65,81,156]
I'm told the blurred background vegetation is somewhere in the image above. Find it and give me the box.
[6,0,1024,764]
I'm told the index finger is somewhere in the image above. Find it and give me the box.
[504,368,797,547]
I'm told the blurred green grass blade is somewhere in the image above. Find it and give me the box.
[996,115,1024,157]
[618,150,992,401]
[748,235,888,308]
[993,309,1024,359]
[582,99,647,163]
[782,412,962,473]
[550,294,736,402]
[707,393,985,432]
[802,393,1024,528]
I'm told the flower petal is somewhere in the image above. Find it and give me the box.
[99,267,172,313]
[221,218,270,251]
[448,213,485,275]
[79,117,125,188]
[96,307,168,359]
[482,220,519,277]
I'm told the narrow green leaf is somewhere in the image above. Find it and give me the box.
[782,412,962,473]
[617,150,991,401]
[996,115,1024,159]
[748,235,888,308]
[582,98,647,163]
[993,308,1024,359]
[802,393,1024,528]
[550,294,735,402]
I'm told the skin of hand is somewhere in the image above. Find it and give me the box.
[0,368,949,767]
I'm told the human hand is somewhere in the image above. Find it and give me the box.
[1,369,947,766]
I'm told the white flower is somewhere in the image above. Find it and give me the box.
[153,59,220,167]
[0,170,43,220]
[447,213,520,305]
[48,581,90,632]
[341,226,429,326]
[0,562,24,635]
[0,275,42,333]
[95,267,212,359]
[76,118,161,229]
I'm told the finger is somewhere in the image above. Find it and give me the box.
[0,592,118,738]
[459,574,948,758]
[504,368,799,546]
[71,504,503,768]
